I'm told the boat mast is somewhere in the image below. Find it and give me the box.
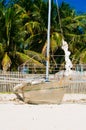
[46,0,51,81]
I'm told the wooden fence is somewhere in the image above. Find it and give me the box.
[0,70,45,92]
[0,70,86,93]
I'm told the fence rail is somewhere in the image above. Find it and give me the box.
[0,70,86,93]
[0,70,45,92]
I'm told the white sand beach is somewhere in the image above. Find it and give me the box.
[0,93,86,130]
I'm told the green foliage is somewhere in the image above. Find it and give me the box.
[16,52,45,68]
[1,52,11,71]
[0,0,86,72]
[80,50,86,63]
[51,32,62,53]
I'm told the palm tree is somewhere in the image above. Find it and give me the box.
[0,0,86,73]
[0,2,26,70]
[56,2,86,66]
[0,1,46,71]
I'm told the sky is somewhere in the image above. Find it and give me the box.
[57,0,86,13]
[2,0,86,13]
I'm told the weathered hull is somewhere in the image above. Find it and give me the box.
[19,80,65,104]
[23,87,64,104]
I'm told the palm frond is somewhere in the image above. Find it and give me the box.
[16,52,45,67]
[51,32,62,53]
[25,21,40,34]
[24,50,46,62]
[80,49,86,63]
[1,52,11,71]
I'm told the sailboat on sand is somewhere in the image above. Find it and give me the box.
[14,0,72,104]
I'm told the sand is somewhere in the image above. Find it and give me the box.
[0,93,86,130]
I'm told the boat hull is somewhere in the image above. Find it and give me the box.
[15,80,65,104]
[23,87,64,104]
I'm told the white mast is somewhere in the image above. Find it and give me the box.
[46,0,51,81]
